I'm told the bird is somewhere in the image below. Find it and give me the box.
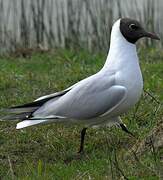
[1,18,160,153]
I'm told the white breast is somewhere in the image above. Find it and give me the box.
[116,60,143,113]
[102,19,143,115]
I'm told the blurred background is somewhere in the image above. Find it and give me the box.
[0,0,163,54]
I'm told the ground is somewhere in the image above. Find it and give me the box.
[0,48,162,179]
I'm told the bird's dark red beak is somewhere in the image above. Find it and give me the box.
[143,31,160,40]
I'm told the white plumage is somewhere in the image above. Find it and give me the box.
[16,19,143,129]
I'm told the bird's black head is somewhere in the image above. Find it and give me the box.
[120,18,160,44]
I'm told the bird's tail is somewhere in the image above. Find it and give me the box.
[16,120,49,129]
[1,103,66,129]
[1,106,37,120]
[0,98,49,129]
[15,115,66,129]
[0,87,72,129]
[0,93,59,122]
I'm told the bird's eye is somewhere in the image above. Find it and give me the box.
[129,24,138,30]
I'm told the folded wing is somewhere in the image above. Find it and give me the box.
[32,72,127,120]
[1,85,74,122]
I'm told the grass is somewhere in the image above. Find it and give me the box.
[0,48,163,179]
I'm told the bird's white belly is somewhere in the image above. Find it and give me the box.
[120,80,143,112]
[115,68,143,115]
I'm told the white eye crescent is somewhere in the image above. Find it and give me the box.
[129,24,138,30]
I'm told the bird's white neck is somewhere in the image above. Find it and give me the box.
[103,19,139,71]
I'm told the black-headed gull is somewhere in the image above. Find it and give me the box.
[2,18,160,153]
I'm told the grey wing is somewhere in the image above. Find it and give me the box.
[33,74,127,120]
[54,85,127,119]
[2,82,77,117]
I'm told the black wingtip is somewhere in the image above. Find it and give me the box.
[120,123,135,137]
